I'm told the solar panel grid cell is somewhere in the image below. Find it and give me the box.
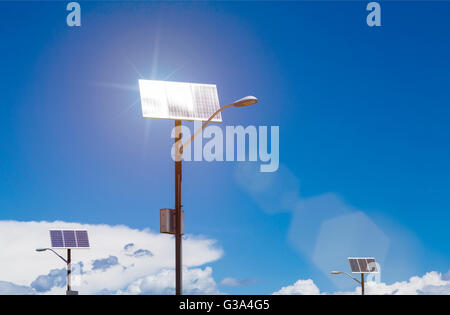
[50,230,64,248]
[358,258,369,272]
[349,258,360,273]
[63,230,77,247]
[75,230,90,248]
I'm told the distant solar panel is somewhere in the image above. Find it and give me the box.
[49,230,90,249]
[138,80,222,122]
[348,257,378,274]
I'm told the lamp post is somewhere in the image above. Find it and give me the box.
[173,96,258,295]
[331,271,365,295]
[36,248,76,295]
[139,79,258,295]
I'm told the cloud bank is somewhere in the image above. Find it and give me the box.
[1,220,448,295]
[0,220,223,294]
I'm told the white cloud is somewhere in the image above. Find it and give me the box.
[362,271,450,295]
[0,220,223,295]
[219,277,256,287]
[274,271,450,295]
[273,279,320,295]
[31,268,67,292]
[220,277,243,287]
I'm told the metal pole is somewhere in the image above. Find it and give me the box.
[67,249,71,295]
[175,120,182,295]
[361,273,365,296]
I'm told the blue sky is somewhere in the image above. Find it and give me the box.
[0,1,449,294]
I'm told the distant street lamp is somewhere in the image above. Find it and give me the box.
[331,257,379,296]
[36,229,90,295]
[138,79,258,295]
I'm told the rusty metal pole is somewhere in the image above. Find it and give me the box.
[175,120,182,295]
[361,273,365,296]
[66,249,71,295]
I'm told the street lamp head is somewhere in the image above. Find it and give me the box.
[331,271,341,275]
[232,96,258,107]
[36,248,47,252]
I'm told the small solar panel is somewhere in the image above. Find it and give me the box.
[49,230,90,249]
[139,80,222,122]
[348,257,378,274]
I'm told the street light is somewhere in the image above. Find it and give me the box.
[36,230,90,295]
[138,79,258,295]
[331,257,379,295]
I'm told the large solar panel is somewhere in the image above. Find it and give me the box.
[138,79,222,122]
[348,257,378,273]
[50,230,90,248]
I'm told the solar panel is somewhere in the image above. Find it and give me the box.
[49,230,90,249]
[348,257,378,273]
[138,79,222,122]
